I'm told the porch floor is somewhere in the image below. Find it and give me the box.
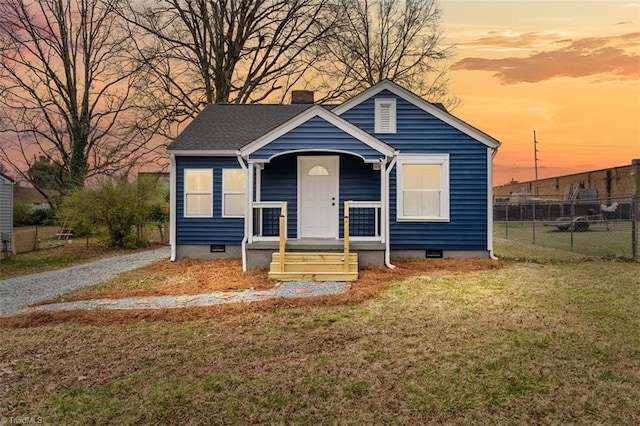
[248,239,384,252]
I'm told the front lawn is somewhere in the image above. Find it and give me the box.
[1,239,638,424]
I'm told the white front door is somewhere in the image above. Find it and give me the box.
[298,156,339,238]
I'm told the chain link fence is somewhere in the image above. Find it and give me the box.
[494,193,638,261]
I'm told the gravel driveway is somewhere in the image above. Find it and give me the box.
[0,246,170,315]
[13,281,347,316]
[1,246,348,317]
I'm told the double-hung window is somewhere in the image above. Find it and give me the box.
[396,154,450,222]
[222,169,246,217]
[184,169,213,217]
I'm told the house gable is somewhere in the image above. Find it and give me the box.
[240,106,394,163]
[332,80,500,149]
[0,172,15,185]
[335,84,495,251]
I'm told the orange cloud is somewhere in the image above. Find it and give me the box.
[451,32,640,84]
[460,31,559,48]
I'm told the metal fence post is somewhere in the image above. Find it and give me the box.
[632,193,638,262]
[505,203,509,239]
[570,198,574,252]
[532,203,536,245]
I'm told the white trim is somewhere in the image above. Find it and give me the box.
[396,154,450,222]
[240,105,394,159]
[380,161,386,244]
[255,168,262,202]
[221,168,247,218]
[168,150,237,157]
[384,155,398,269]
[183,168,213,218]
[375,98,397,133]
[332,80,501,149]
[297,155,340,239]
[169,154,177,261]
[350,236,383,242]
[237,155,248,271]
[488,147,497,259]
[247,164,254,243]
[248,148,382,164]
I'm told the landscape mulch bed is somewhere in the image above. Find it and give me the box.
[1,258,507,327]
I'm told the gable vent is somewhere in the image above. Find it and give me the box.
[375,98,396,133]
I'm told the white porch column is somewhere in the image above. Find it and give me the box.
[247,162,255,244]
[169,154,177,261]
[380,161,387,244]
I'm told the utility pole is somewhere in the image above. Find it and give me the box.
[533,130,539,182]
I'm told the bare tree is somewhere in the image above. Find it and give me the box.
[315,0,457,107]
[0,0,160,203]
[115,0,340,138]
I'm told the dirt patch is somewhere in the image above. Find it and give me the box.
[1,258,507,327]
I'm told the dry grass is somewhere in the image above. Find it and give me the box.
[0,244,144,280]
[1,244,639,424]
[5,257,506,326]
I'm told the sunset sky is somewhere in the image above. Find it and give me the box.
[438,0,640,185]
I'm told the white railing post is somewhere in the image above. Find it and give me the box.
[279,201,287,272]
[344,201,350,271]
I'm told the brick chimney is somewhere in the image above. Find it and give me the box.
[290,90,314,104]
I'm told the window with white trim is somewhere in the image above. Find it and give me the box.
[184,169,213,217]
[222,169,246,217]
[397,154,450,221]
[375,98,396,133]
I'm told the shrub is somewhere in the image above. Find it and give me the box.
[58,177,165,248]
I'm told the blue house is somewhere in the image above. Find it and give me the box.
[168,80,501,280]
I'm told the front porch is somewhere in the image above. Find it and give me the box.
[247,201,385,281]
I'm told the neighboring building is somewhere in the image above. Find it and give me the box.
[494,160,640,203]
[168,80,501,279]
[13,185,54,210]
[0,172,15,254]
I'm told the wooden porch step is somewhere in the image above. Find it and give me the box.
[269,252,358,282]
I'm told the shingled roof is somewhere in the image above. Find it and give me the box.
[167,104,314,152]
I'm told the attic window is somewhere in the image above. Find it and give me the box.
[375,98,396,133]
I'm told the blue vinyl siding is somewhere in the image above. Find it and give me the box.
[176,157,244,245]
[175,89,492,252]
[250,116,385,162]
[339,155,380,238]
[260,153,380,239]
[341,90,489,250]
[261,155,299,238]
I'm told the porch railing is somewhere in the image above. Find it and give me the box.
[347,201,382,240]
[252,200,382,242]
[252,201,287,241]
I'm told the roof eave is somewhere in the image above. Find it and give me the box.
[240,105,394,159]
[168,149,239,157]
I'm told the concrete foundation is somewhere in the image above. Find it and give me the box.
[175,244,491,269]
[391,250,491,260]
[175,244,242,260]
